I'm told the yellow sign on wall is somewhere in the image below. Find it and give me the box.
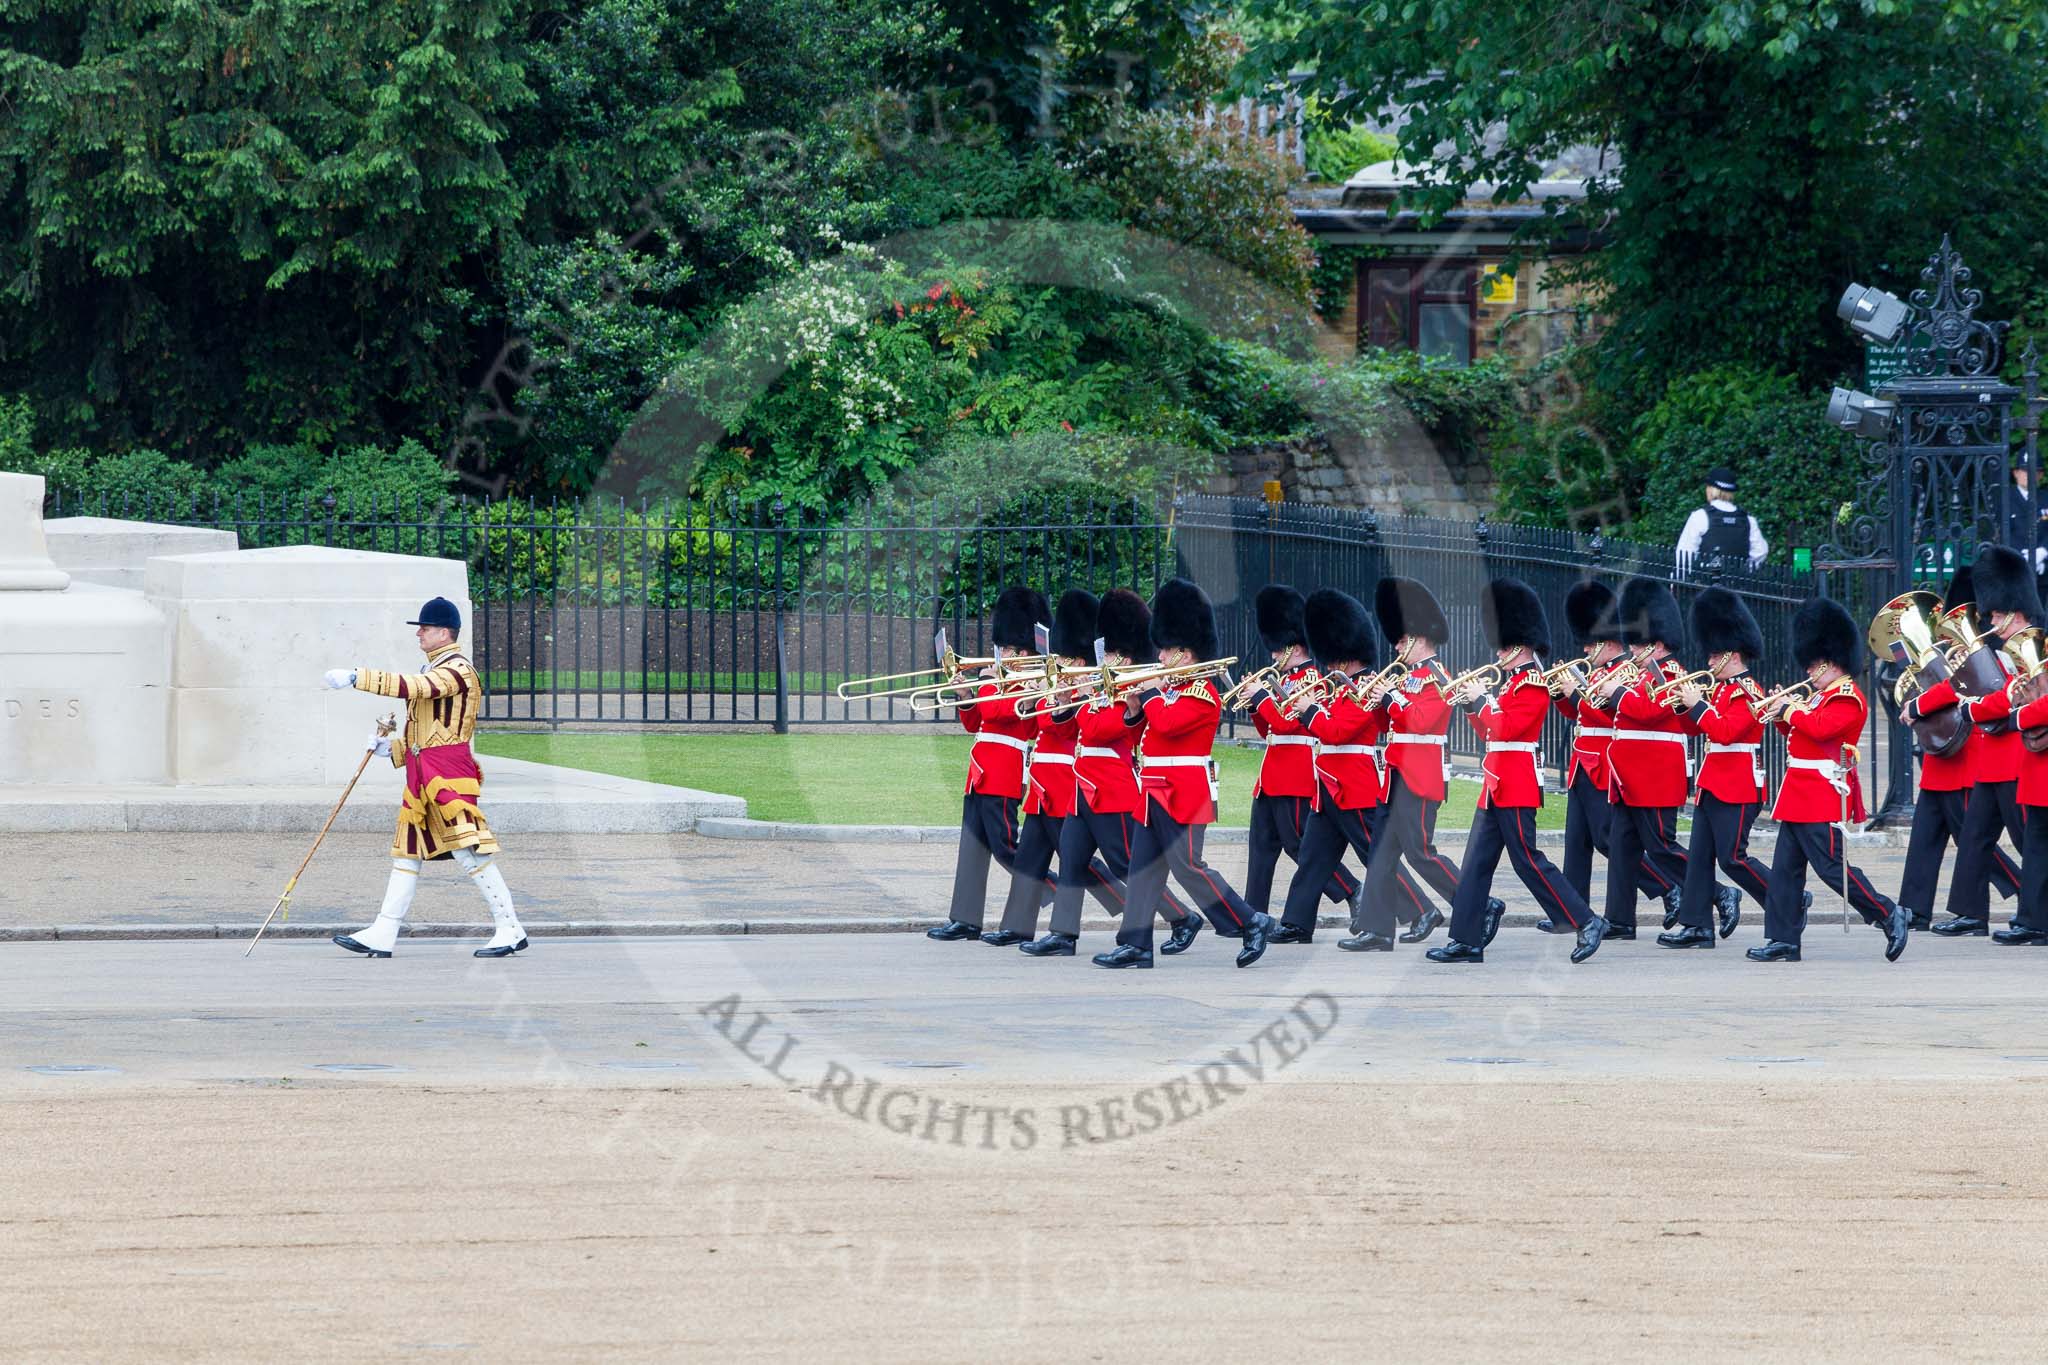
[1480,265,1517,305]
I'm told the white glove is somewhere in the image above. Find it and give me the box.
[2034,547,2047,573]
[367,732,392,758]
[323,668,357,690]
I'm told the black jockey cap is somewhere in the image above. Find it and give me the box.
[407,596,462,633]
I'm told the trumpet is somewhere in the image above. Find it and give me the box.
[836,649,1036,701]
[1219,664,1287,711]
[1434,661,1504,702]
[1752,679,1816,720]
[1648,668,1717,706]
[1536,657,1591,696]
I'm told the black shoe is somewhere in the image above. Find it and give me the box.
[473,937,529,959]
[1235,913,1271,968]
[1656,925,1714,949]
[1398,907,1445,944]
[926,920,981,941]
[980,929,1030,947]
[1426,940,1484,963]
[1480,897,1507,948]
[1160,913,1206,956]
[1909,916,1932,932]
[1020,933,1077,956]
[1746,940,1802,962]
[1715,886,1742,939]
[1533,918,1568,934]
[1661,890,1682,931]
[1268,922,1315,945]
[1992,926,2048,945]
[1571,916,1608,964]
[1602,924,1637,941]
[332,934,391,959]
[1092,944,1153,968]
[1337,931,1394,952]
[1930,917,1989,937]
[1882,902,1911,962]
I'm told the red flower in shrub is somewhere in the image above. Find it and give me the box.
[1060,421,1075,432]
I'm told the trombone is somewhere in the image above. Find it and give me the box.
[1012,656,1239,718]
[835,648,1025,701]
[907,655,1067,712]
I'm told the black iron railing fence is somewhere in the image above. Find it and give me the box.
[45,487,1854,797]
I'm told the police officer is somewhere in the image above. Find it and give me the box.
[1674,467,1767,577]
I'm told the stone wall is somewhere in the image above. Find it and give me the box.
[1202,430,1496,520]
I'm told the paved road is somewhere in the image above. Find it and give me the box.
[4,928,2043,1091]
[4,828,1952,933]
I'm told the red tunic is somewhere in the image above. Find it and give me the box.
[959,678,1034,799]
[1250,663,1322,799]
[1771,680,1868,824]
[1380,659,1453,801]
[1689,677,1765,805]
[2010,686,2048,807]
[1138,679,1222,826]
[1912,665,2020,786]
[1073,697,1144,815]
[1025,709,1079,818]
[1557,687,1616,790]
[1607,657,1692,809]
[1302,691,1386,811]
[1468,665,1548,808]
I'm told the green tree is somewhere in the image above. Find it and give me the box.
[1240,1,2048,413]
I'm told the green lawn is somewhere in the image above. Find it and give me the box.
[475,730,1563,830]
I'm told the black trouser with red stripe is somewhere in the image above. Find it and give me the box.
[1678,793,1772,929]
[1449,803,1591,945]
[947,793,1025,928]
[1763,820,1896,946]
[2013,805,2048,932]
[1945,779,2026,922]
[1279,803,1377,933]
[998,812,1176,938]
[1603,802,1687,931]
[1246,793,1356,915]
[1048,796,1192,939]
[1116,802,1256,952]
[1355,775,1461,938]
[1562,771,1672,907]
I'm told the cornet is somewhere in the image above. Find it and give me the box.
[1536,657,1591,696]
[1752,679,1816,721]
[1219,663,1287,711]
[1434,661,1504,702]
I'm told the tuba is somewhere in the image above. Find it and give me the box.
[1868,591,1968,758]
[2004,628,2048,754]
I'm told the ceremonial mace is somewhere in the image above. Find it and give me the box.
[245,713,399,957]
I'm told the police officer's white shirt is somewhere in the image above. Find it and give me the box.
[1674,497,1768,571]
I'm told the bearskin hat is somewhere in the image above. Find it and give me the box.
[1374,575,1450,646]
[1148,577,1221,661]
[1942,563,1985,633]
[1256,585,1308,653]
[1050,588,1099,660]
[1564,578,1619,646]
[1972,543,2042,620]
[1617,576,1684,650]
[1304,588,1377,670]
[1095,588,1154,663]
[1480,578,1550,657]
[1792,596,1860,671]
[1691,587,1764,660]
[991,586,1048,652]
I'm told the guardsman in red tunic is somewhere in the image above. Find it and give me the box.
[1747,597,1910,962]
[1262,588,1422,944]
[1547,579,1682,931]
[1660,587,1774,947]
[1022,590,1197,956]
[1429,578,1607,964]
[1346,576,1475,949]
[1244,584,1358,920]
[1999,618,2048,944]
[927,586,1049,942]
[1587,577,1694,940]
[323,596,527,959]
[1095,578,1268,969]
[1909,547,2033,936]
[989,589,1171,945]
